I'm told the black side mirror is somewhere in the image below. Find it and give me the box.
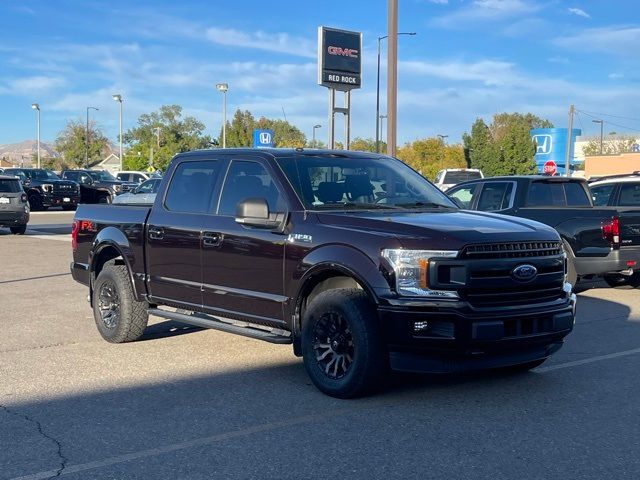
[235,198,283,229]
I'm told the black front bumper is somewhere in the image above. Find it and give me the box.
[42,193,80,208]
[378,293,576,374]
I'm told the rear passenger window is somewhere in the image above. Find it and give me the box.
[448,183,477,209]
[590,184,615,206]
[218,161,284,216]
[619,183,640,206]
[164,161,220,213]
[527,181,590,207]
[477,182,513,211]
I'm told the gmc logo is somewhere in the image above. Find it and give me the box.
[327,46,358,58]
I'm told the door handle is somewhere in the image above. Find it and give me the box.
[202,232,222,247]
[148,226,164,240]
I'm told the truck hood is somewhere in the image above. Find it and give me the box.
[316,209,560,249]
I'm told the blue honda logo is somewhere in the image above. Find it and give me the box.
[511,264,537,282]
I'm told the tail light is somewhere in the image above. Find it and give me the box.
[20,193,27,203]
[602,216,620,245]
[71,220,79,251]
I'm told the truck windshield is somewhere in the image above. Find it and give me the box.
[27,169,60,180]
[88,170,117,182]
[276,155,457,210]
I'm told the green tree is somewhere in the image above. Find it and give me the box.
[462,113,551,176]
[124,105,212,171]
[255,117,306,147]
[54,120,109,167]
[349,137,386,153]
[222,110,255,147]
[397,138,466,180]
[582,135,637,156]
[221,110,307,148]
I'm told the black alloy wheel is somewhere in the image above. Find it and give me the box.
[312,312,355,379]
[98,280,120,329]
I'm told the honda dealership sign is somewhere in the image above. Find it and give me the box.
[530,128,582,176]
[318,26,362,91]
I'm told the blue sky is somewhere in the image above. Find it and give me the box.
[1,0,639,147]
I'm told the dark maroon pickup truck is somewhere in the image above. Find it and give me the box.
[70,149,576,398]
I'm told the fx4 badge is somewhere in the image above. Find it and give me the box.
[287,233,312,244]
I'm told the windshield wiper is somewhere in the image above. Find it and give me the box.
[394,201,453,209]
[316,202,400,210]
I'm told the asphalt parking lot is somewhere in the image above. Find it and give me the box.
[2,212,640,479]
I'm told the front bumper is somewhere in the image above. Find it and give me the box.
[42,193,80,208]
[378,293,576,374]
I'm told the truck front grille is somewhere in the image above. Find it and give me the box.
[52,183,79,196]
[462,242,562,260]
[462,284,564,308]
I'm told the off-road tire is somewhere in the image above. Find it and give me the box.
[302,289,385,398]
[28,194,43,211]
[10,225,27,235]
[92,261,148,343]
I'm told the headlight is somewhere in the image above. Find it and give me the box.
[41,183,53,193]
[382,249,459,298]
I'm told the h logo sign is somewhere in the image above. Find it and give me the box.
[253,129,274,148]
[259,132,272,144]
[532,134,552,155]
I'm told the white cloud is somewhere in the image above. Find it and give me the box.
[568,8,590,18]
[432,0,540,28]
[608,73,624,79]
[0,76,67,95]
[554,26,640,54]
[400,59,519,86]
[427,0,449,4]
[205,28,315,59]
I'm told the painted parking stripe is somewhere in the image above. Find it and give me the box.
[536,347,640,372]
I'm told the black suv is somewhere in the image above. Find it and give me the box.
[60,169,134,204]
[4,168,80,211]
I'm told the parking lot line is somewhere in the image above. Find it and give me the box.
[10,343,640,480]
[536,346,640,373]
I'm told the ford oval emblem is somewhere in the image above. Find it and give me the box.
[511,264,538,282]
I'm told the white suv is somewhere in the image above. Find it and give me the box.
[434,169,484,192]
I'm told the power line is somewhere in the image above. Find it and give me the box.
[576,109,640,134]
[577,109,640,124]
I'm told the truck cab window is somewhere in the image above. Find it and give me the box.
[477,183,513,211]
[448,184,477,209]
[164,161,220,213]
[218,161,284,216]
[619,183,640,206]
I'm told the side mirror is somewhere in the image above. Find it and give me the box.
[235,198,283,229]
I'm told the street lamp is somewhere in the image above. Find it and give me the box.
[112,94,123,171]
[216,83,229,148]
[312,124,322,146]
[378,114,387,148]
[31,103,40,168]
[437,134,449,143]
[437,134,449,169]
[592,119,603,155]
[376,31,416,153]
[85,106,99,168]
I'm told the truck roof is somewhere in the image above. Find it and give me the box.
[175,148,389,159]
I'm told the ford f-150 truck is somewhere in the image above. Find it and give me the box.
[71,149,576,398]
[446,176,640,286]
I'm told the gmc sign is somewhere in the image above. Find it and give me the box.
[318,26,362,91]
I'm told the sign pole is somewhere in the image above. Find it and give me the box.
[344,90,351,150]
[328,89,335,149]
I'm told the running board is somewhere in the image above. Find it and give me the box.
[148,307,292,344]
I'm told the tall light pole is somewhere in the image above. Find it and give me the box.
[31,103,40,168]
[312,124,321,146]
[85,106,99,168]
[387,0,398,157]
[437,134,449,169]
[112,94,123,171]
[376,31,416,154]
[216,83,228,148]
[592,119,603,155]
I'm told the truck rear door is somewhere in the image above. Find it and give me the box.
[614,182,640,247]
[145,159,225,308]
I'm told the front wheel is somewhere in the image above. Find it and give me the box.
[10,225,27,235]
[28,194,43,211]
[92,261,148,343]
[97,194,111,204]
[302,289,385,398]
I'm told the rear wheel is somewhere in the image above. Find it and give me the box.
[603,272,640,289]
[10,225,26,235]
[92,261,148,343]
[302,289,385,398]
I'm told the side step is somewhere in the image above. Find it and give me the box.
[148,308,293,344]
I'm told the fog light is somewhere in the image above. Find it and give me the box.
[413,321,430,332]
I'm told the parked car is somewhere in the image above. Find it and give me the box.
[588,173,640,287]
[434,168,483,191]
[60,169,135,204]
[116,171,150,184]
[71,148,576,398]
[0,175,29,234]
[446,175,640,286]
[3,168,80,211]
[112,178,161,204]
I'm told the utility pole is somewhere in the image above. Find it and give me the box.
[387,0,398,157]
[564,104,575,177]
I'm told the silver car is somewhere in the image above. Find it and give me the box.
[0,175,30,234]
[112,178,160,204]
